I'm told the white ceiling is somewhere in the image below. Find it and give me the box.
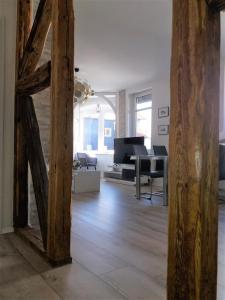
[75,0,225,93]
[75,0,172,92]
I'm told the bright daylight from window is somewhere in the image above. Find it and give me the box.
[136,94,152,149]
[73,95,116,156]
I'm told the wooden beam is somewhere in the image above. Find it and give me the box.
[15,0,32,72]
[19,0,52,77]
[47,0,74,265]
[14,0,32,228]
[21,97,48,249]
[167,1,220,299]
[206,0,225,11]
[16,61,51,96]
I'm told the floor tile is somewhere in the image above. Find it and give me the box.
[7,233,51,273]
[1,182,225,299]
[71,235,128,275]
[0,255,35,285]
[43,261,126,300]
[0,274,60,300]
[0,235,17,256]
[101,266,166,300]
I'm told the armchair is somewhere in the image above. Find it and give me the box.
[77,152,97,170]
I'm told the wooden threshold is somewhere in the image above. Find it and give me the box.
[15,227,72,267]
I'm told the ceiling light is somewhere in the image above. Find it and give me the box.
[74,74,94,104]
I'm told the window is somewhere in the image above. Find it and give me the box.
[73,96,116,155]
[136,93,152,149]
[104,119,116,150]
[83,118,99,151]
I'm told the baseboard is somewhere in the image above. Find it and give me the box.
[103,178,135,185]
[0,226,14,234]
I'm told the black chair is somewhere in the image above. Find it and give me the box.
[152,145,168,176]
[77,152,97,170]
[133,145,168,200]
[133,145,150,173]
[148,145,168,199]
[133,145,148,156]
[133,145,151,199]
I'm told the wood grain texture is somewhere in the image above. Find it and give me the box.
[4,182,225,299]
[47,0,74,263]
[16,61,51,96]
[206,0,225,11]
[15,0,32,76]
[19,0,52,77]
[14,0,32,228]
[21,97,48,249]
[167,1,220,299]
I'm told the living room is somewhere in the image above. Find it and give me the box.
[29,0,171,198]
[1,0,225,299]
[72,82,170,194]
[72,0,170,184]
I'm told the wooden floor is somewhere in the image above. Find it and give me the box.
[1,181,225,299]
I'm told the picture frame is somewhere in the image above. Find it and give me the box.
[104,128,112,137]
[158,106,169,118]
[158,125,169,135]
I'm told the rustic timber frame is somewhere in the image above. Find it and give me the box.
[14,0,74,265]
[13,0,225,296]
[168,0,225,299]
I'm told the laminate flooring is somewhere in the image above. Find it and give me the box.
[1,181,225,299]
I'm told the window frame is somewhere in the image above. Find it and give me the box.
[135,91,152,149]
[73,99,116,156]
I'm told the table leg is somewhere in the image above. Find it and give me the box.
[136,157,141,199]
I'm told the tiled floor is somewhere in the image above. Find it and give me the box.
[1,181,225,299]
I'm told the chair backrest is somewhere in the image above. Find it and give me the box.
[153,145,168,171]
[153,145,168,156]
[77,152,88,167]
[133,145,150,172]
[133,145,148,155]
[77,152,88,159]
[219,144,225,180]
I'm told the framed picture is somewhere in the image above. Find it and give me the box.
[104,128,112,137]
[158,125,169,135]
[158,106,169,118]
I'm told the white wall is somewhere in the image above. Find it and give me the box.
[117,90,127,138]
[125,78,170,150]
[120,79,170,187]
[96,154,114,176]
[0,1,17,234]
[151,79,170,148]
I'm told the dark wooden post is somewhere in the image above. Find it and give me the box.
[21,97,49,249]
[14,0,32,228]
[14,0,52,252]
[16,61,51,96]
[167,1,220,299]
[207,0,225,11]
[47,0,74,265]
[19,0,52,77]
